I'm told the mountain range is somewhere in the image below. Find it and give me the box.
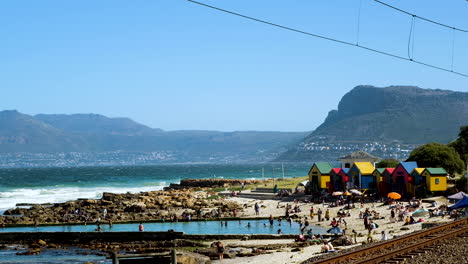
[0,110,307,162]
[2,85,467,165]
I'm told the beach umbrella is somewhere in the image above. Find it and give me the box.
[332,191,343,196]
[447,192,467,200]
[343,191,351,196]
[350,189,362,195]
[412,209,428,217]
[387,192,401,200]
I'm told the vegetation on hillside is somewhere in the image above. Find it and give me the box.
[448,126,468,169]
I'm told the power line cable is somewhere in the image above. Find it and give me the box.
[373,0,468,33]
[407,16,415,60]
[451,29,456,71]
[187,0,468,78]
[412,18,416,59]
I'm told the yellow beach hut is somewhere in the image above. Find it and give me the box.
[308,162,333,191]
[421,168,448,192]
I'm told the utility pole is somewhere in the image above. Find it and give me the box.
[282,163,285,180]
[272,166,275,186]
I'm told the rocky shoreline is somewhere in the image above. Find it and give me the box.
[1,185,244,227]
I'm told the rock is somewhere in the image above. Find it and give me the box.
[3,208,24,215]
[177,253,206,264]
[291,248,302,252]
[196,247,218,257]
[224,250,237,259]
[124,203,146,213]
[102,192,122,201]
[400,227,410,231]
[17,248,41,255]
[37,240,47,246]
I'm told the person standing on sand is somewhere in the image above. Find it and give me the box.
[352,229,357,244]
[273,184,278,194]
[363,215,369,230]
[325,209,330,221]
[381,230,388,241]
[254,203,260,216]
[317,208,323,222]
[216,241,225,260]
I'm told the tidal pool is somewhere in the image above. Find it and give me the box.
[0,219,327,234]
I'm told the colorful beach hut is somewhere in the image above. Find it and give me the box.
[308,162,333,191]
[381,168,395,196]
[329,168,349,192]
[391,162,418,196]
[410,168,425,196]
[373,168,384,193]
[348,162,375,190]
[421,168,448,192]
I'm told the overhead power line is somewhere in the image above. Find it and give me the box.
[187,0,468,78]
[373,0,468,33]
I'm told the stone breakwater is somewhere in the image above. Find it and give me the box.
[0,189,242,226]
[165,178,261,190]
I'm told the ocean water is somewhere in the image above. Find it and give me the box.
[0,164,309,213]
[0,246,110,264]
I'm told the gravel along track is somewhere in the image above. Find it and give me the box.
[302,219,468,264]
[403,234,468,264]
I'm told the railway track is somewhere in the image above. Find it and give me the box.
[303,217,468,264]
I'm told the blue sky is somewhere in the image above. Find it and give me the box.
[2,0,467,132]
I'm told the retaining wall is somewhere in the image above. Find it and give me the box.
[0,232,335,243]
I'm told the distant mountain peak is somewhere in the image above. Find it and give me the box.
[35,113,161,136]
[312,85,468,144]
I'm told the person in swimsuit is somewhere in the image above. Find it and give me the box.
[216,241,225,260]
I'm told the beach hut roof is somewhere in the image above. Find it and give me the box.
[331,168,341,174]
[412,168,425,174]
[425,168,448,175]
[384,168,395,174]
[338,151,380,161]
[314,162,333,174]
[342,168,350,174]
[353,162,375,175]
[400,162,418,173]
[376,168,385,173]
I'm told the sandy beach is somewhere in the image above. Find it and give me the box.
[207,195,453,264]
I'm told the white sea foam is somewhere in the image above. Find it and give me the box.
[0,184,171,214]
